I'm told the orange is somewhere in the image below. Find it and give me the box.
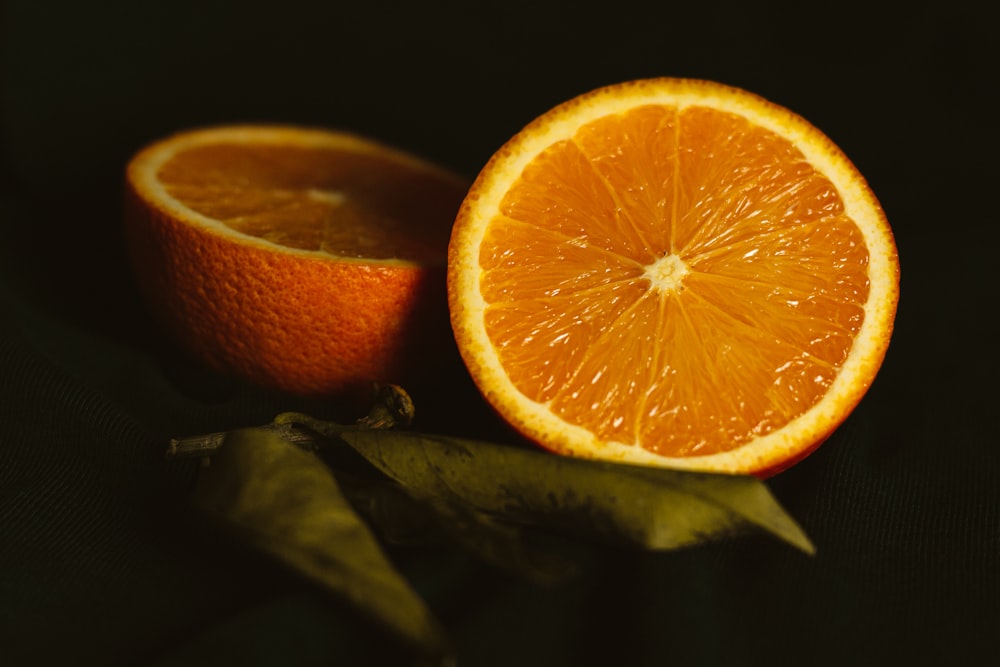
[447,78,899,477]
[124,125,467,398]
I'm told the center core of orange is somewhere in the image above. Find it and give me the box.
[643,254,690,293]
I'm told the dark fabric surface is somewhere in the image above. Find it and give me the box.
[2,2,997,665]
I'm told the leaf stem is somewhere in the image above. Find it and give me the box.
[165,383,415,460]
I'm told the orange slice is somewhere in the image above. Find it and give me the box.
[447,78,899,477]
[125,125,467,398]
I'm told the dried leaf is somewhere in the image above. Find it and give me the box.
[339,472,578,584]
[338,430,815,554]
[412,496,579,584]
[189,428,450,660]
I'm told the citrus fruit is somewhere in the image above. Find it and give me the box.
[447,78,899,477]
[124,125,467,398]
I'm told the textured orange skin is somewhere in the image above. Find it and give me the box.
[751,435,829,479]
[123,184,450,398]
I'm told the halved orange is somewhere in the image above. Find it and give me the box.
[447,78,899,477]
[125,125,467,398]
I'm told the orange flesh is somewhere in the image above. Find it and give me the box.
[157,144,456,263]
[479,105,870,457]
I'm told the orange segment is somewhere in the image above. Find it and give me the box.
[125,125,467,397]
[156,141,456,261]
[448,78,899,476]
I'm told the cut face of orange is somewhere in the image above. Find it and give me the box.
[447,79,899,477]
[125,125,467,398]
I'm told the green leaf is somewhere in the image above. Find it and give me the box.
[189,428,450,660]
[406,495,580,585]
[338,472,579,585]
[338,430,815,555]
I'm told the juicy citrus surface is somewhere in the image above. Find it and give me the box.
[125,125,467,397]
[448,79,899,476]
[156,138,456,262]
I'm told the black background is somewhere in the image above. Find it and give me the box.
[2,1,997,665]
